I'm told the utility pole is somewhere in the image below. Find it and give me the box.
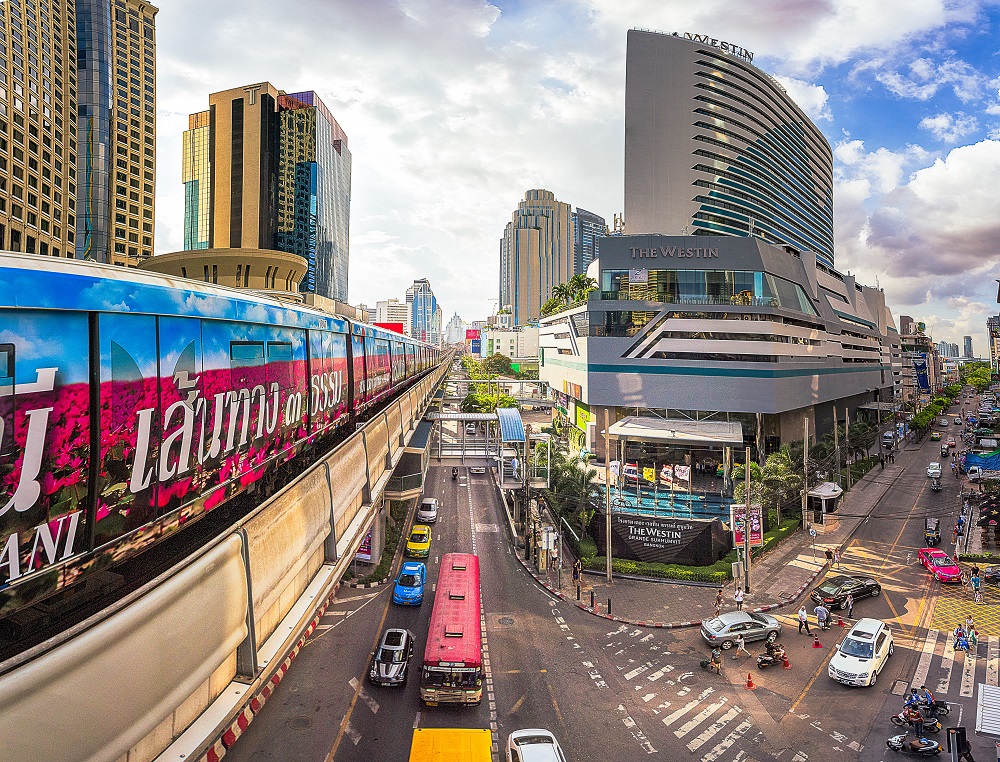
[801,416,809,527]
[845,413,852,490]
[744,445,752,593]
[604,408,613,583]
[833,406,841,487]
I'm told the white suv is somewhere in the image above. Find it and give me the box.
[828,618,893,686]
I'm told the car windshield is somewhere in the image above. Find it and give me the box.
[398,574,419,587]
[931,556,954,568]
[840,637,874,658]
[929,463,940,470]
[377,647,405,663]
[410,532,428,543]
[817,580,843,595]
[515,736,555,747]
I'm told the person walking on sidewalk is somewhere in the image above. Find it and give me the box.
[572,560,582,593]
[798,605,811,635]
[958,736,977,762]
[715,588,724,616]
[824,547,833,565]
[844,592,854,618]
[733,633,751,660]
[734,588,744,611]
[833,549,841,568]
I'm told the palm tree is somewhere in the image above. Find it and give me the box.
[552,282,574,305]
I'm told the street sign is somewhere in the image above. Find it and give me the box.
[809,528,818,537]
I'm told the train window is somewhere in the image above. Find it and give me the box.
[0,343,12,379]
[267,341,293,388]
[230,341,264,390]
[0,344,12,455]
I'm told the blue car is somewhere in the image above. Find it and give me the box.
[392,562,426,605]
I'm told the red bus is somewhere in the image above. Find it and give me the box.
[420,553,483,706]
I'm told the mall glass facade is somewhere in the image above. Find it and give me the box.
[181,110,209,249]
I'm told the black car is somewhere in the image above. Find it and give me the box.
[369,628,415,686]
[982,566,1000,588]
[809,574,881,610]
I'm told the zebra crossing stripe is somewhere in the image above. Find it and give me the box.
[988,637,999,687]
[675,697,730,738]
[662,698,703,728]
[700,718,754,762]
[960,652,977,697]
[911,630,938,689]
[687,706,742,752]
[936,640,956,695]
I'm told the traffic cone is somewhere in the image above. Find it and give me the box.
[744,672,755,690]
[837,615,845,628]
[812,633,823,648]
[782,655,791,669]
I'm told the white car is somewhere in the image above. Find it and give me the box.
[828,618,893,686]
[926,462,942,478]
[939,418,950,427]
[465,423,477,435]
[506,729,568,762]
[967,466,984,482]
[416,497,439,523]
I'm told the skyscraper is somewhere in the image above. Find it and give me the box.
[76,0,158,266]
[406,278,439,344]
[0,0,78,259]
[499,189,573,325]
[964,335,974,358]
[572,208,605,275]
[623,30,835,267]
[181,83,351,301]
[988,317,1000,373]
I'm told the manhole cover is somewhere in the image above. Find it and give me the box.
[778,591,795,600]
[891,680,909,696]
[499,616,515,626]
[288,716,313,730]
[493,614,516,628]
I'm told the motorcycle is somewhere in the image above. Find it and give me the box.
[890,711,941,733]
[757,642,786,669]
[886,735,943,755]
[452,467,458,481]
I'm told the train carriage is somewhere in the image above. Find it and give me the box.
[0,254,440,621]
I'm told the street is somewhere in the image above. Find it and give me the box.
[223,425,995,762]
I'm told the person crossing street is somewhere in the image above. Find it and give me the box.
[844,592,854,618]
[798,605,811,635]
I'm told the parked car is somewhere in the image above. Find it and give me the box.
[465,423,477,435]
[981,565,1000,588]
[828,618,893,686]
[506,729,568,762]
[967,465,984,482]
[368,628,415,686]
[917,547,962,582]
[405,524,432,558]
[882,431,895,446]
[392,562,427,605]
[700,611,781,650]
[809,574,881,610]
[417,497,439,524]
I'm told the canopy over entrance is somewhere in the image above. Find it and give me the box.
[609,417,744,447]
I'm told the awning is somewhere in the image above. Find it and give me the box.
[857,402,901,413]
[425,412,498,421]
[608,417,743,446]
[496,407,526,443]
[976,683,1000,735]
[808,482,843,500]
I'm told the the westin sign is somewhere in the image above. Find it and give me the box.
[669,31,754,63]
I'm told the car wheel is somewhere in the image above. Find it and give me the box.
[720,640,734,650]
[766,631,778,643]
[870,670,877,686]
[888,643,894,656]
[872,586,882,596]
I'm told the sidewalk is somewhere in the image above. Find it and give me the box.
[515,440,929,628]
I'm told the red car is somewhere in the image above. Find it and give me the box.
[918,548,962,582]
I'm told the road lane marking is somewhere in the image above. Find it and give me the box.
[662,699,702,727]
[343,720,361,746]
[987,637,999,686]
[960,652,977,697]
[675,697,729,738]
[508,694,526,714]
[624,664,651,680]
[412,711,421,729]
[936,640,956,694]
[687,706,742,751]
[347,677,380,715]
[911,630,938,688]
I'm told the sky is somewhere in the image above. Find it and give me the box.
[153,0,1000,352]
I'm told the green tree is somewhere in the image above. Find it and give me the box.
[540,296,564,317]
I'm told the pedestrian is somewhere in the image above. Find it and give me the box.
[733,633,751,659]
[971,562,980,577]
[798,605,811,635]
[890,451,895,464]
[907,706,925,738]
[958,735,977,762]
[844,592,854,618]
[709,647,723,675]
[734,588,744,611]
[880,455,885,470]
[833,549,841,568]
[572,558,582,587]
[971,573,982,603]
[825,547,833,565]
[715,588,724,616]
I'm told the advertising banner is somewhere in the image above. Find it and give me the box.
[470,339,481,353]
[592,509,729,565]
[730,504,764,548]
[465,329,480,340]
[355,529,373,563]
[913,354,931,391]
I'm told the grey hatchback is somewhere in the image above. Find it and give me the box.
[700,611,781,650]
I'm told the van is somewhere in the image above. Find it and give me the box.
[828,618,893,686]
[881,431,895,446]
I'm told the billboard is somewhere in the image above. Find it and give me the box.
[913,354,931,391]
[465,329,480,340]
[355,529,373,563]
[730,504,764,547]
[592,509,729,565]
[373,321,404,334]
[471,339,481,353]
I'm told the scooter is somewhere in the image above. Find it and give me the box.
[886,735,943,755]
[756,642,786,669]
[890,712,941,733]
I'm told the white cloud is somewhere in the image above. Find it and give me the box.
[773,76,831,122]
[919,112,979,142]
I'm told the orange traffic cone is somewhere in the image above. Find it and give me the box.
[744,672,755,690]
[837,615,845,628]
[782,655,791,669]
[812,633,823,648]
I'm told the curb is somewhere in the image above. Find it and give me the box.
[346,578,389,589]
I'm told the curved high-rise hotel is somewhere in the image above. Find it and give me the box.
[624,29,835,269]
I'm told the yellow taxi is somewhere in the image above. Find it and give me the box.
[406,524,432,558]
[930,431,942,441]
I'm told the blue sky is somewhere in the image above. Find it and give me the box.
[153,0,1000,352]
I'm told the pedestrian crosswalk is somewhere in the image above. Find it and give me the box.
[909,632,1000,699]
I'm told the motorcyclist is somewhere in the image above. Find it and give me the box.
[452,466,458,480]
[814,604,831,630]
[919,685,939,720]
[904,705,925,737]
